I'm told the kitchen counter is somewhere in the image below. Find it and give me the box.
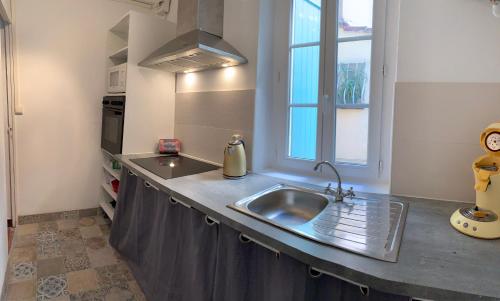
[116,153,500,301]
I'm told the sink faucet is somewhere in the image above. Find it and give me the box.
[313,161,355,202]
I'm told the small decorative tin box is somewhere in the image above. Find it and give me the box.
[158,139,181,154]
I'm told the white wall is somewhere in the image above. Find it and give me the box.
[122,12,177,154]
[15,0,148,215]
[398,0,500,82]
[252,0,274,171]
[391,0,500,202]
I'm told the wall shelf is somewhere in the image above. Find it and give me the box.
[102,183,118,201]
[110,13,130,40]
[99,200,114,221]
[103,164,121,180]
[109,46,128,61]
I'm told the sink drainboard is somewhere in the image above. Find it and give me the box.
[228,184,408,263]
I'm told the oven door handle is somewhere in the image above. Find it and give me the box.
[104,109,123,114]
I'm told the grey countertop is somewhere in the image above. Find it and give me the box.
[116,153,500,301]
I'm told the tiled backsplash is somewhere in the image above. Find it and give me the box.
[174,90,255,168]
[392,82,500,202]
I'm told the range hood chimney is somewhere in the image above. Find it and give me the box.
[139,0,248,73]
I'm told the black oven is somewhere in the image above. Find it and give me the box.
[101,96,125,154]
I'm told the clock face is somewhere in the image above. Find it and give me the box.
[486,132,500,152]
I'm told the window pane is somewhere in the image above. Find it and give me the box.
[292,0,321,44]
[336,40,371,105]
[335,108,369,164]
[334,40,372,164]
[289,107,317,160]
[338,0,373,38]
[291,46,320,104]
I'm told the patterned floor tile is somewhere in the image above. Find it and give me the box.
[66,269,98,295]
[79,226,102,239]
[83,237,106,251]
[13,233,37,248]
[64,254,91,273]
[95,264,133,288]
[59,239,85,257]
[10,262,36,282]
[57,219,79,231]
[10,212,143,301]
[94,216,111,226]
[16,224,39,236]
[36,231,58,244]
[102,286,135,301]
[87,247,118,268]
[111,249,126,263]
[44,296,70,301]
[68,284,137,301]
[6,279,36,300]
[78,217,95,227]
[37,241,62,260]
[11,246,37,264]
[99,224,111,236]
[37,257,65,278]
[38,222,58,233]
[58,229,82,242]
[68,287,107,301]
[37,274,68,301]
[127,281,146,301]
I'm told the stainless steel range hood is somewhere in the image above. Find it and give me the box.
[139,0,248,73]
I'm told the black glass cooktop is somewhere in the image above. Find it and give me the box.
[130,155,219,180]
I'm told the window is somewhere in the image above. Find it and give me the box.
[287,0,322,160]
[335,0,373,165]
[280,0,386,180]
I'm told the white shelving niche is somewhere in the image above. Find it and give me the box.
[100,150,121,220]
[99,11,176,221]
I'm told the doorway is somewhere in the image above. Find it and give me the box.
[0,14,18,250]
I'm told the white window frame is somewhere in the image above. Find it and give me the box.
[272,0,388,183]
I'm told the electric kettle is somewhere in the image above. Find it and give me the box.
[223,135,247,179]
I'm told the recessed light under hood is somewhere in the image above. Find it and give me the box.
[139,0,248,73]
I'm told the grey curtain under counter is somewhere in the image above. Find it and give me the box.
[214,222,311,301]
[110,167,409,301]
[109,168,140,262]
[111,168,218,301]
[214,223,409,301]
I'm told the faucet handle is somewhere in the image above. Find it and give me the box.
[343,187,355,199]
[325,183,335,194]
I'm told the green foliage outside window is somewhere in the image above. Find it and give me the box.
[336,63,367,105]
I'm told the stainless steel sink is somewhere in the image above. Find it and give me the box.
[228,184,408,262]
[246,188,329,226]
